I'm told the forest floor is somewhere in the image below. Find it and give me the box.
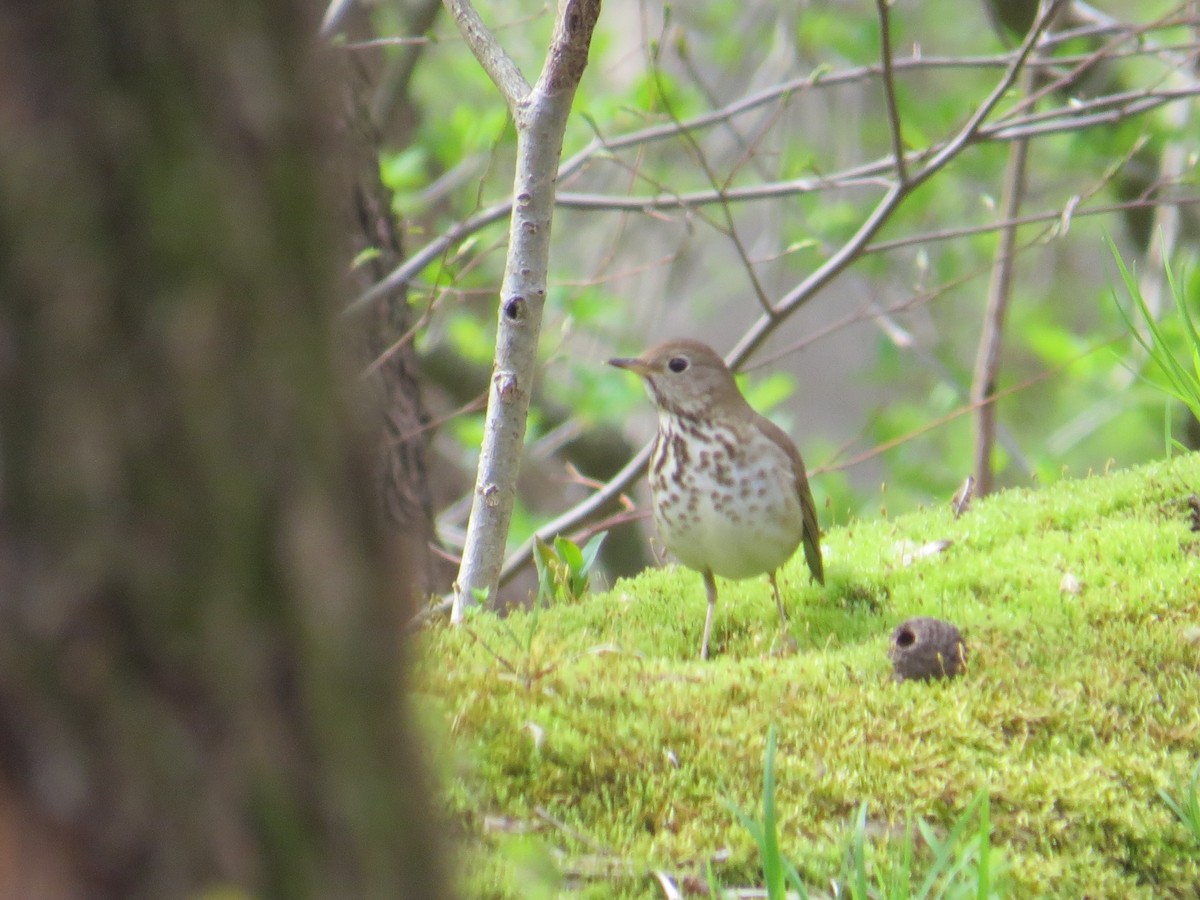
[416,452,1200,898]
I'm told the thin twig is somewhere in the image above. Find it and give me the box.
[874,302,1034,476]
[674,34,775,182]
[441,0,530,108]
[971,123,1032,496]
[390,392,487,445]
[964,147,1032,494]
[814,337,1121,476]
[341,201,512,318]
[866,196,1200,256]
[647,71,777,318]
[368,0,444,130]
[874,0,908,184]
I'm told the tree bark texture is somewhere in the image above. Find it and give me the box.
[342,57,453,614]
[0,3,449,898]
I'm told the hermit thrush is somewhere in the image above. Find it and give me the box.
[609,339,824,659]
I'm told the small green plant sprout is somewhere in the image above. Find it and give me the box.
[724,725,811,900]
[461,586,489,618]
[839,790,1005,899]
[1109,236,1200,448]
[533,533,606,606]
[1159,761,1200,847]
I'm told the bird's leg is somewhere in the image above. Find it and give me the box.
[769,571,788,627]
[701,569,718,660]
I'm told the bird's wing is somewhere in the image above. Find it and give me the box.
[756,415,825,585]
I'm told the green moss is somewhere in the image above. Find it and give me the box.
[417,454,1200,897]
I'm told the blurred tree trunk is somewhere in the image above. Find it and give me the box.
[0,2,449,898]
[341,24,454,615]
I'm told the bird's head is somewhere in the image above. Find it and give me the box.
[608,339,745,419]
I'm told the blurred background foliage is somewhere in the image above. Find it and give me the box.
[350,0,1199,600]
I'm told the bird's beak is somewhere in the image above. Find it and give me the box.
[608,356,653,377]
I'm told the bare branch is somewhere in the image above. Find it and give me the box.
[344,29,1196,317]
[369,0,445,130]
[986,86,1200,139]
[865,196,1200,256]
[451,0,602,621]
[727,0,1070,368]
[971,125,1032,496]
[538,0,601,95]
[320,0,356,37]
[874,0,908,184]
[644,43,777,317]
[341,201,511,318]
[442,0,531,109]
[548,75,1200,215]
[911,0,1068,179]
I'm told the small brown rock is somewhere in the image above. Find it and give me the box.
[889,616,968,682]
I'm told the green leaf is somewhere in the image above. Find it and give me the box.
[579,533,607,574]
[1109,235,1200,424]
[1159,761,1200,845]
[553,535,584,575]
[850,802,870,900]
[760,725,784,899]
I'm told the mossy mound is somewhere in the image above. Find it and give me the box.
[416,454,1200,897]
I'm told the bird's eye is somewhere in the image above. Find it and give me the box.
[667,356,689,373]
